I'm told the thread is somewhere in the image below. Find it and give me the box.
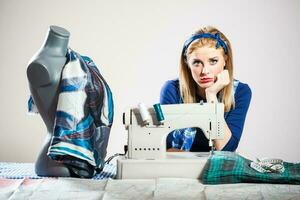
[153,103,165,123]
[138,103,151,125]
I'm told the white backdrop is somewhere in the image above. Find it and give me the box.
[0,0,299,163]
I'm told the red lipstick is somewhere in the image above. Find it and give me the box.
[200,78,213,84]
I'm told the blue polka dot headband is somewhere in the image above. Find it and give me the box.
[182,32,228,55]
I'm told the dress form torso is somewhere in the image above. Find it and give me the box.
[27,26,71,177]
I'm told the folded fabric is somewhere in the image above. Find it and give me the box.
[200,151,300,184]
[167,128,197,151]
[28,49,114,171]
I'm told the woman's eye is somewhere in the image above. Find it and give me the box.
[210,59,218,65]
[192,61,202,66]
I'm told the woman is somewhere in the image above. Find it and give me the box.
[160,26,251,152]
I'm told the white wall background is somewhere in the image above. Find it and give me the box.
[0,0,299,163]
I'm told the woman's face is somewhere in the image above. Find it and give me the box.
[186,46,226,89]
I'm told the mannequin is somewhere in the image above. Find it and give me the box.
[27,26,71,177]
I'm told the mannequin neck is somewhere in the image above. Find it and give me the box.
[41,26,70,57]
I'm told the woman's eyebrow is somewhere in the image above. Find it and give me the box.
[193,58,202,61]
[209,56,218,60]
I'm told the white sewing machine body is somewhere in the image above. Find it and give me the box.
[117,103,224,179]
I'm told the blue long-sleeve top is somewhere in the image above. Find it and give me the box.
[160,79,252,152]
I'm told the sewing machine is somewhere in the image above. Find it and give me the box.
[117,103,224,179]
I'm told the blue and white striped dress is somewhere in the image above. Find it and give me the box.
[28,49,114,170]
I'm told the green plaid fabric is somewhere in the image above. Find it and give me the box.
[200,151,300,184]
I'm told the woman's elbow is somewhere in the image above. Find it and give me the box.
[221,136,240,151]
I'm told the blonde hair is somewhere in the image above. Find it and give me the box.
[179,26,234,112]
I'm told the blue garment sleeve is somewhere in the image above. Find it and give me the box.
[221,83,252,151]
[160,79,181,104]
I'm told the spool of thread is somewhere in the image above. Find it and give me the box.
[153,103,165,123]
[138,103,151,125]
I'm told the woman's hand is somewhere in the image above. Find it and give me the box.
[205,70,230,102]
